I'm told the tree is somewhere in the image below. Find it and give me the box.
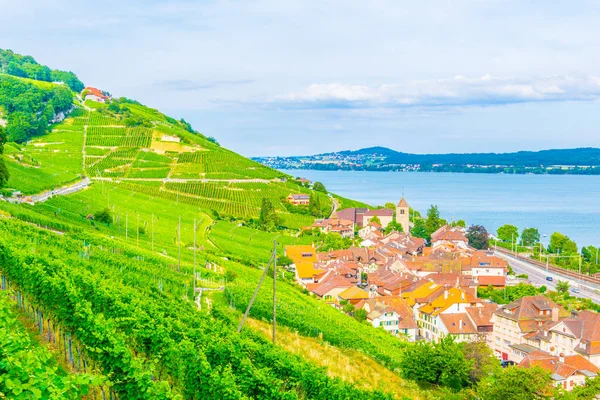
[385,220,403,235]
[342,303,355,314]
[308,193,322,217]
[451,219,466,228]
[369,215,381,225]
[477,365,555,400]
[521,228,540,247]
[313,182,327,193]
[319,232,352,252]
[467,225,489,250]
[556,280,570,295]
[399,336,473,390]
[463,339,501,384]
[259,198,279,231]
[0,126,8,188]
[548,232,578,255]
[570,375,600,399]
[277,255,293,267]
[384,202,396,210]
[354,308,367,322]
[425,205,446,237]
[224,270,238,283]
[411,218,428,240]
[497,224,519,243]
[582,245,599,264]
[94,208,113,225]
[0,157,8,189]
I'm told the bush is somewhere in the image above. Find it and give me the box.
[93,208,112,224]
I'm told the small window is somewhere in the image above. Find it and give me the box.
[400,209,405,215]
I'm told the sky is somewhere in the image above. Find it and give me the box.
[2,0,600,157]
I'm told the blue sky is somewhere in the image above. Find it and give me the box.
[3,0,600,156]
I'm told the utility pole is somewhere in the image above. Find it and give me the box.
[273,240,277,345]
[238,253,274,333]
[178,216,181,273]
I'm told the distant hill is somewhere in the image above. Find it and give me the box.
[254,146,600,175]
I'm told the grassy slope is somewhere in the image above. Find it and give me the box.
[244,318,443,400]
[0,75,444,399]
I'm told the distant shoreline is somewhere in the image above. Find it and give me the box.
[254,146,600,175]
[272,166,600,176]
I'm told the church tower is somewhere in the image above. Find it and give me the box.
[396,197,410,234]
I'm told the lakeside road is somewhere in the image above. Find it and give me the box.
[494,251,600,304]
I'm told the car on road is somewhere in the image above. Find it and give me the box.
[501,360,516,368]
[571,287,580,294]
[546,276,553,281]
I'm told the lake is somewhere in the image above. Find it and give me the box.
[281,170,600,248]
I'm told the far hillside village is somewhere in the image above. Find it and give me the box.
[283,182,600,392]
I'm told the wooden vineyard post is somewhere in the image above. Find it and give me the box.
[273,240,277,345]
[193,218,197,303]
[151,213,155,252]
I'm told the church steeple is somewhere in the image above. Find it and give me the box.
[396,197,410,234]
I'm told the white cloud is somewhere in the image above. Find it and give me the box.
[276,75,600,109]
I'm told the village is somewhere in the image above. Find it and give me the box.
[283,196,600,392]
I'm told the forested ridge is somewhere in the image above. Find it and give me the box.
[0,74,74,142]
[0,49,84,91]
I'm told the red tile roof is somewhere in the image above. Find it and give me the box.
[478,276,506,286]
[85,87,108,99]
[440,313,478,334]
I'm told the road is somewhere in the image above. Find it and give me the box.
[494,251,600,304]
[3,177,91,204]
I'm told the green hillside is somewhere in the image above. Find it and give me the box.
[0,50,561,400]
[0,50,436,400]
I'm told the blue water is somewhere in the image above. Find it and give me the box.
[281,170,600,248]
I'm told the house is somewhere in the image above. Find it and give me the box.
[461,252,508,284]
[84,87,109,103]
[310,218,354,238]
[294,262,326,286]
[490,295,570,362]
[438,313,479,342]
[358,297,418,340]
[337,286,369,305]
[416,287,482,342]
[306,275,354,302]
[519,351,599,391]
[333,208,369,227]
[296,178,312,185]
[287,194,310,205]
[161,134,181,143]
[379,232,425,256]
[522,310,600,368]
[430,225,469,249]
[285,245,317,264]
[362,209,394,228]
[358,221,382,240]
[285,245,319,284]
